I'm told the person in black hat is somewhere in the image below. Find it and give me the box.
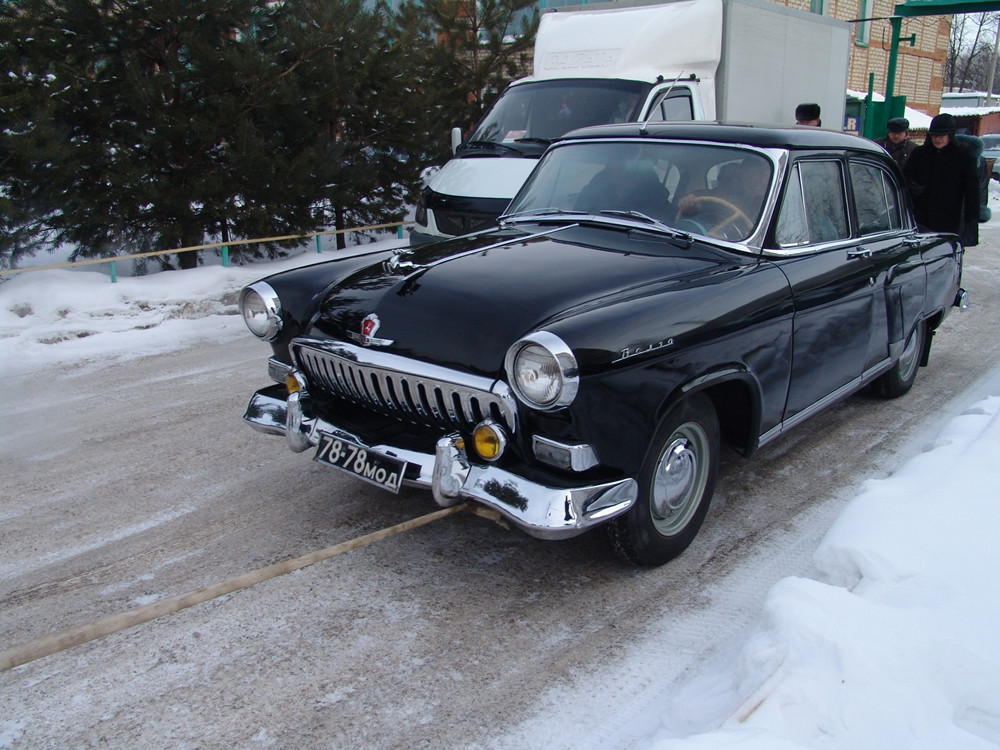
[903,113,980,247]
[874,117,917,170]
[795,103,821,127]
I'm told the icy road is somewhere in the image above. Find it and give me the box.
[2,231,1000,748]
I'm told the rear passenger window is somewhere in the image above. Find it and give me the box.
[850,162,902,235]
[776,161,850,246]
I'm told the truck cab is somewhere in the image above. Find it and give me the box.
[411,76,705,243]
[410,0,848,245]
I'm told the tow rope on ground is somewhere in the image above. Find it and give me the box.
[0,502,472,673]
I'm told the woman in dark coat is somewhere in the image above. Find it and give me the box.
[903,113,980,247]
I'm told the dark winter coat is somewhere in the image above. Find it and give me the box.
[955,133,991,222]
[874,136,917,171]
[903,136,980,247]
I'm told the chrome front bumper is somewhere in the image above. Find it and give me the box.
[243,388,637,540]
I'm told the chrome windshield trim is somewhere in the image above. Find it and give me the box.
[502,139,787,256]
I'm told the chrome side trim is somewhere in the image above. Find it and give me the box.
[242,388,636,539]
[758,358,895,448]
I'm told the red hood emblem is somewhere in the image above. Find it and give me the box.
[349,313,394,347]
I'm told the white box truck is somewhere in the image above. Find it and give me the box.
[410,0,850,244]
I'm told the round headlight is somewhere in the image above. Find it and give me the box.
[504,331,579,410]
[239,282,282,340]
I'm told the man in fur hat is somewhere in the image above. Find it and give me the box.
[795,103,821,127]
[903,113,980,247]
[874,117,917,170]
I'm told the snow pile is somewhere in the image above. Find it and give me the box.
[656,397,1000,749]
[0,242,397,377]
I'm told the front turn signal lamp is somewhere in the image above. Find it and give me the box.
[285,371,307,394]
[472,420,507,462]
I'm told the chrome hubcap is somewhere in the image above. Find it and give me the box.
[898,326,920,381]
[650,423,709,535]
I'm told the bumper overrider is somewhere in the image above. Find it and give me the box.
[243,384,638,540]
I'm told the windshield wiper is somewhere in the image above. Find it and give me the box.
[599,210,693,244]
[460,140,525,156]
[500,207,587,223]
[514,137,552,147]
[600,209,661,223]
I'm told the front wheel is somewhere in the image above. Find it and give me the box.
[871,321,926,399]
[606,393,720,567]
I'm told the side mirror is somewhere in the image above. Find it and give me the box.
[451,127,462,154]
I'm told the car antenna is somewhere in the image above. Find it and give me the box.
[641,72,684,135]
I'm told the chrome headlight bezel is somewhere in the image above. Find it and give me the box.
[239,281,283,340]
[504,331,579,411]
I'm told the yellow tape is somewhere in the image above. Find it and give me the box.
[0,221,414,276]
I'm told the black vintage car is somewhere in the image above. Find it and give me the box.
[239,122,966,567]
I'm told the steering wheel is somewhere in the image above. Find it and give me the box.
[676,196,753,239]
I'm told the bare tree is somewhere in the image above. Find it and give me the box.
[948,12,1000,93]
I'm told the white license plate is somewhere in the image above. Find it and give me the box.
[313,433,407,493]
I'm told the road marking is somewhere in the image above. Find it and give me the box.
[0,503,469,672]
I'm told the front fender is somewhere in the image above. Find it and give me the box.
[254,247,396,360]
[559,354,769,481]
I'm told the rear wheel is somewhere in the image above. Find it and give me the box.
[607,393,720,567]
[872,321,926,399]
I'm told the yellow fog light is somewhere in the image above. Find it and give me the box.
[472,420,507,462]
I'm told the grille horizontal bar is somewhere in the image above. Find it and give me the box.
[291,338,517,433]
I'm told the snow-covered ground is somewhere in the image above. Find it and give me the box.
[3,214,1000,748]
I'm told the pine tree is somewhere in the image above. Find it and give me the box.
[0,0,538,269]
[0,0,441,267]
[276,0,440,250]
[400,0,538,143]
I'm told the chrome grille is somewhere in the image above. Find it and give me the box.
[291,338,517,433]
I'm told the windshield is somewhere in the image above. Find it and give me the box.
[505,141,774,243]
[466,79,651,146]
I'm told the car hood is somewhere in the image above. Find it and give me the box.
[311,224,735,376]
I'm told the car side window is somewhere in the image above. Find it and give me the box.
[644,90,695,122]
[776,161,850,247]
[850,161,902,235]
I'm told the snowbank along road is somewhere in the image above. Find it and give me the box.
[2,231,1000,748]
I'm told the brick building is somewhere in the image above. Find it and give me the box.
[776,0,949,116]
